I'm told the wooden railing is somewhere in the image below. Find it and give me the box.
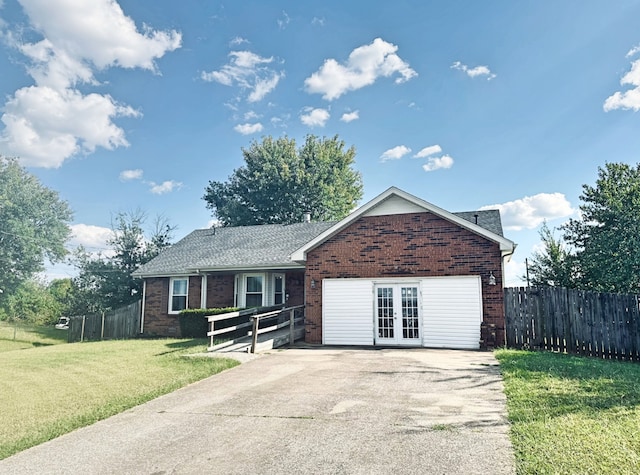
[207,305,305,353]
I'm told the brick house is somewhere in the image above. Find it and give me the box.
[132,187,515,349]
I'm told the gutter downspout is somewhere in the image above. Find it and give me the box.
[140,280,146,334]
[199,271,208,309]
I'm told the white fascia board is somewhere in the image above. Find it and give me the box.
[133,263,306,279]
[291,186,516,261]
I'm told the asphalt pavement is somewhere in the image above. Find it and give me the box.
[0,347,515,474]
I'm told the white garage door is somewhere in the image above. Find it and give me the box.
[421,276,483,349]
[322,279,374,345]
[322,276,483,349]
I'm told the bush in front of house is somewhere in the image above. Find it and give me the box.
[178,308,239,338]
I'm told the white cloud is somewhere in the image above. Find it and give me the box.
[234,122,264,135]
[451,61,496,80]
[0,0,181,168]
[69,223,113,250]
[149,180,183,195]
[603,51,640,112]
[277,10,290,29]
[304,38,417,100]
[413,144,442,158]
[312,17,325,27]
[201,50,284,103]
[244,110,259,120]
[380,145,411,162]
[504,258,527,287]
[340,110,359,122]
[481,193,575,231]
[1,86,140,168]
[300,108,330,127]
[627,45,640,58]
[230,36,249,46]
[422,154,454,172]
[16,0,181,88]
[119,169,143,181]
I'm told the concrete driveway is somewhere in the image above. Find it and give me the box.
[0,348,515,474]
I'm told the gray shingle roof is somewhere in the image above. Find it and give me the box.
[454,210,504,236]
[133,209,505,278]
[132,222,335,277]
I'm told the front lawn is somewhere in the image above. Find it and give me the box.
[0,320,68,352]
[0,338,238,460]
[496,349,640,474]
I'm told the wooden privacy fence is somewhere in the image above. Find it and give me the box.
[207,305,305,353]
[505,287,640,361]
[68,300,141,343]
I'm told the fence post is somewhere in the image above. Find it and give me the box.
[100,311,105,340]
[80,315,86,342]
[251,313,259,354]
[289,308,295,345]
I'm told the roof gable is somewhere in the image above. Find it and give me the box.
[291,187,515,261]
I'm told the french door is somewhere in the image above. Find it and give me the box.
[375,284,421,345]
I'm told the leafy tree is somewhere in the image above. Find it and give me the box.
[0,279,62,325]
[0,157,72,301]
[72,212,175,313]
[563,162,640,293]
[204,135,363,226]
[526,222,575,287]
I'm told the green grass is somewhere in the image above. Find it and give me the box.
[495,349,640,474]
[0,321,68,352]
[0,337,239,460]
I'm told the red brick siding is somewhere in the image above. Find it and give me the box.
[205,274,235,308]
[142,272,304,337]
[188,277,202,309]
[304,213,505,348]
[142,277,179,336]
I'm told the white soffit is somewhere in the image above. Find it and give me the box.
[363,195,425,216]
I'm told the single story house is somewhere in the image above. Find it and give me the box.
[132,187,516,349]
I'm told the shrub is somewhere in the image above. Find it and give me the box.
[178,308,239,338]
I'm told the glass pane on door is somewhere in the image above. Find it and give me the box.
[401,287,420,339]
[377,287,394,339]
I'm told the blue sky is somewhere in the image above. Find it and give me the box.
[2,0,640,285]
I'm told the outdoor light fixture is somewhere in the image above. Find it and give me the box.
[488,271,497,286]
[311,279,316,289]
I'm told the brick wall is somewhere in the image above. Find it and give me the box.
[142,272,304,337]
[205,274,235,308]
[304,212,506,348]
[142,277,180,336]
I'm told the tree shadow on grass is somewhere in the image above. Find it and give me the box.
[497,350,640,421]
[153,338,209,356]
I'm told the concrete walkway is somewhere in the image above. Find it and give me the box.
[1,348,515,474]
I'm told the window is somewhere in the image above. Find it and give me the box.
[169,278,188,313]
[273,274,285,305]
[234,272,287,307]
[245,275,264,307]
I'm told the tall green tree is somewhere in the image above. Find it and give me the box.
[563,162,640,293]
[72,212,175,313]
[0,158,72,300]
[526,222,575,287]
[204,135,363,226]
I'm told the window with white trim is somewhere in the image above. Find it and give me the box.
[244,274,264,307]
[169,277,188,313]
[235,272,287,307]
